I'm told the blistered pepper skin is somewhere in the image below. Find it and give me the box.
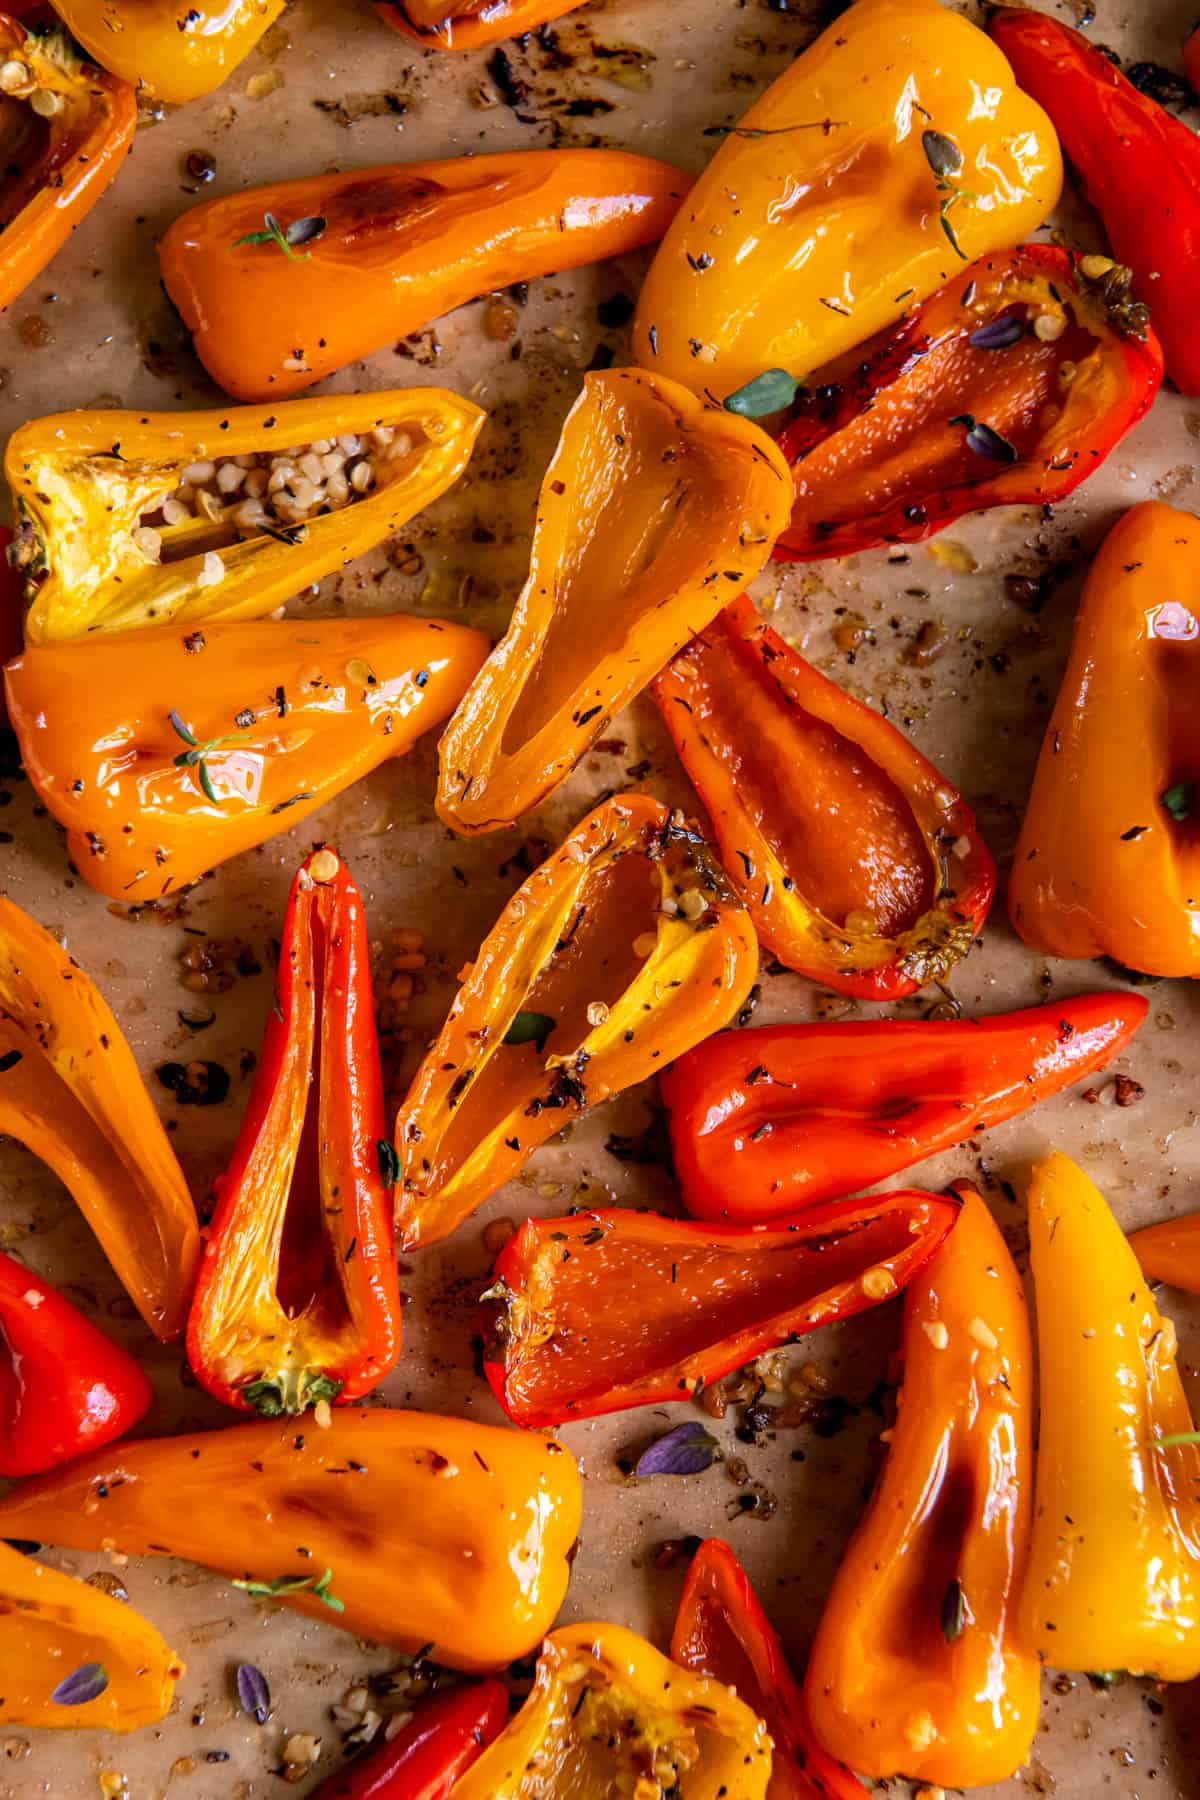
[1008,502,1200,976]
[375,0,586,50]
[632,0,1062,400]
[49,1,285,104]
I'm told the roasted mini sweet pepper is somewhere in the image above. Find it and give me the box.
[805,1186,1038,1786]
[50,0,285,104]
[1130,1211,1200,1296]
[663,992,1148,1224]
[1187,25,1200,99]
[1008,501,1200,977]
[375,0,586,51]
[773,246,1162,560]
[671,1540,863,1800]
[188,847,401,1417]
[0,894,199,1340]
[160,150,689,402]
[0,1250,151,1477]
[395,795,757,1252]
[0,1410,582,1670]
[0,19,134,314]
[312,1681,508,1800]
[485,1190,958,1427]
[437,370,792,833]
[5,610,488,903]
[0,1540,184,1733]
[1022,1152,1200,1682]
[7,390,484,641]
[991,6,1200,395]
[653,593,994,998]
[450,1622,774,1800]
[631,0,1062,402]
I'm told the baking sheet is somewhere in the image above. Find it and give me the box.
[1,0,1199,1793]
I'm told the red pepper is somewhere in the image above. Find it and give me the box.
[652,593,994,999]
[312,1680,508,1800]
[484,1191,958,1427]
[772,245,1161,560]
[186,846,401,1417]
[1186,26,1200,99]
[663,992,1146,1225]
[670,1539,864,1800]
[0,1250,151,1478]
[989,7,1200,395]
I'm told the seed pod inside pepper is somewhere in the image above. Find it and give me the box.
[394,794,758,1251]
[376,0,587,50]
[653,593,994,999]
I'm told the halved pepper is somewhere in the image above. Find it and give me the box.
[0,20,134,314]
[7,390,484,641]
[5,609,488,902]
[449,1622,773,1800]
[773,246,1162,560]
[0,894,199,1340]
[159,150,689,402]
[653,593,994,998]
[631,0,1062,402]
[671,1539,864,1800]
[805,1186,1038,1787]
[662,992,1148,1224]
[1022,1151,1200,1681]
[187,846,401,1417]
[1130,1211,1200,1296]
[50,1,286,105]
[1008,500,1200,976]
[0,1410,582,1670]
[394,794,758,1252]
[375,1,587,51]
[0,1540,184,1733]
[313,1681,508,1800]
[436,370,792,834]
[484,1190,958,1427]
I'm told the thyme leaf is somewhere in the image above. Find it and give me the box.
[233,1566,345,1612]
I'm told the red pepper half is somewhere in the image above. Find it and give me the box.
[312,1680,508,1800]
[484,1191,958,1427]
[653,593,994,999]
[990,7,1200,395]
[663,992,1147,1225]
[0,1250,151,1478]
[773,245,1161,560]
[186,846,401,1416]
[671,1539,865,1800]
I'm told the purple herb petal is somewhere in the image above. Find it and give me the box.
[951,413,1019,464]
[967,315,1026,350]
[634,1420,721,1477]
[236,1661,271,1725]
[51,1663,109,1706]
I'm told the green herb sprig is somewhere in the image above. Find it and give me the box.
[169,709,251,804]
[922,129,976,262]
[234,212,327,260]
[233,1566,345,1612]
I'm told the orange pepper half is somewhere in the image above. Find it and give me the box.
[48,1,285,104]
[375,0,588,51]
[653,593,994,998]
[1130,1211,1200,1296]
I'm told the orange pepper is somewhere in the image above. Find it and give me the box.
[47,1,284,103]
[805,1186,1038,1787]
[1009,500,1200,975]
[159,150,689,402]
[375,0,587,50]
[1130,1212,1200,1296]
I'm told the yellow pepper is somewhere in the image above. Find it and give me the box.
[49,1,286,105]
[632,0,1063,402]
[450,1622,774,1798]
[1022,1151,1200,1681]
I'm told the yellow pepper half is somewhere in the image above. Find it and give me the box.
[632,0,1063,401]
[1022,1151,1200,1681]
[450,1622,773,1799]
[49,1,286,105]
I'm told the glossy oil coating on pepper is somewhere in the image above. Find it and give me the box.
[395,795,757,1251]
[0,1411,583,1670]
[1008,501,1200,976]
[5,610,489,902]
[485,1190,958,1427]
[653,593,994,998]
[160,150,689,401]
[49,1,285,104]
[311,1680,508,1800]
[0,895,199,1341]
[8,390,484,641]
[631,0,1062,402]
[671,1539,863,1800]
[0,1540,184,1733]
[375,0,587,51]
[806,1186,1038,1786]
[187,847,401,1417]
[663,992,1147,1224]
[437,370,792,834]
[0,19,134,314]
[1130,1211,1200,1296]
[449,1622,774,1800]
[991,6,1200,395]
[773,246,1161,560]
[1022,1152,1200,1682]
